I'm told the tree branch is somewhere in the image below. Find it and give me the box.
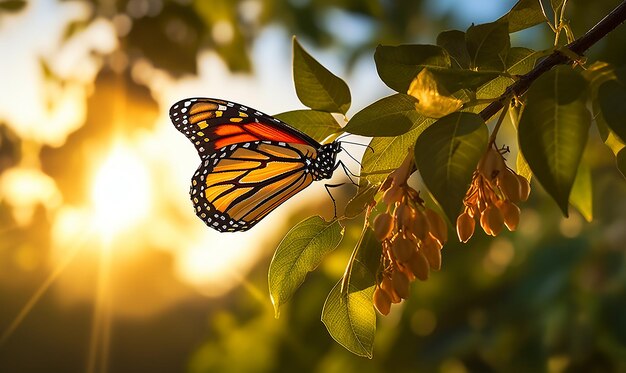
[479,0,626,122]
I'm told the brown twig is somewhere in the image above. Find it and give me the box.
[479,0,626,122]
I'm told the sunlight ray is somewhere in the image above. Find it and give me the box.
[0,228,92,346]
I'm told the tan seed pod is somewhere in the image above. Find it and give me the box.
[391,235,416,262]
[399,263,416,281]
[517,174,531,201]
[392,270,410,299]
[407,250,430,281]
[373,287,392,316]
[406,187,419,201]
[456,212,476,243]
[477,197,488,213]
[421,234,442,270]
[381,275,401,303]
[424,208,448,244]
[380,175,394,192]
[410,208,430,241]
[373,213,394,241]
[479,208,494,236]
[478,147,505,180]
[498,200,520,231]
[383,185,404,205]
[483,205,504,236]
[395,203,415,229]
[498,168,522,202]
[467,204,478,218]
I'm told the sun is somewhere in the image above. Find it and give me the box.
[91,143,151,241]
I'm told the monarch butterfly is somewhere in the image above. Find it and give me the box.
[170,97,347,232]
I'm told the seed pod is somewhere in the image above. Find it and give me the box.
[395,203,415,229]
[421,234,442,270]
[383,185,404,205]
[467,203,478,218]
[373,287,392,315]
[479,147,505,180]
[410,208,430,241]
[482,205,503,236]
[399,263,416,281]
[373,213,394,241]
[381,275,401,303]
[424,208,448,245]
[391,235,415,262]
[380,175,394,192]
[456,212,476,243]
[392,270,410,299]
[477,197,488,213]
[407,250,430,281]
[498,200,520,231]
[479,208,493,236]
[498,168,522,202]
[517,174,531,201]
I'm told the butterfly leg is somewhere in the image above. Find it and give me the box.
[324,183,344,218]
[334,160,359,186]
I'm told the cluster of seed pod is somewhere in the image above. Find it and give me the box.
[456,146,530,243]
[371,160,448,316]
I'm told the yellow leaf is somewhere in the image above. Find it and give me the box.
[407,69,462,118]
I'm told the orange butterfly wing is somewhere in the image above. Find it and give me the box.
[170,98,338,232]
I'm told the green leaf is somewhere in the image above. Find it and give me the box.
[617,148,626,180]
[583,62,616,142]
[598,79,626,144]
[506,47,540,75]
[293,38,351,114]
[274,110,341,143]
[570,160,592,222]
[429,69,501,94]
[516,152,533,182]
[321,228,381,358]
[344,94,420,136]
[269,216,344,317]
[361,116,436,186]
[344,183,379,218]
[374,44,451,93]
[465,21,511,71]
[518,66,590,217]
[414,112,489,223]
[436,30,470,69]
[0,0,26,12]
[474,48,539,110]
[497,0,548,33]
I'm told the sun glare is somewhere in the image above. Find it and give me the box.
[176,232,263,297]
[91,144,151,240]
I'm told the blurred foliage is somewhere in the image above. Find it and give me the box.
[2,0,626,372]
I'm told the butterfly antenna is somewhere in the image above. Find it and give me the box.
[336,132,351,141]
[339,141,374,153]
[340,146,364,167]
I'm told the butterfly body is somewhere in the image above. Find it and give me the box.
[170,98,341,232]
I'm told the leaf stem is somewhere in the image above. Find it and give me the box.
[340,207,372,295]
[488,101,510,146]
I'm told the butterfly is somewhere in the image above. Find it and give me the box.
[169,98,347,232]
